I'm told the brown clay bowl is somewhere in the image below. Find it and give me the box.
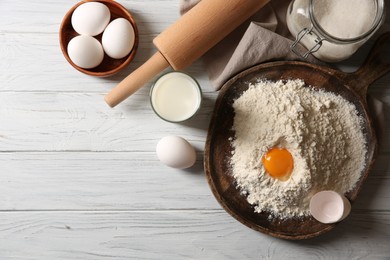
[59,0,139,77]
[204,32,390,240]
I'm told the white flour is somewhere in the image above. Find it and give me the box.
[313,0,376,39]
[230,79,367,219]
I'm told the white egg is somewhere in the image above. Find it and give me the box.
[102,18,135,59]
[71,2,110,36]
[156,136,196,169]
[67,35,104,69]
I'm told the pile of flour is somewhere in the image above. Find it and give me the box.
[230,79,367,219]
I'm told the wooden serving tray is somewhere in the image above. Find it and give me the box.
[204,33,390,239]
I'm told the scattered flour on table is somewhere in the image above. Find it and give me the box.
[230,79,367,219]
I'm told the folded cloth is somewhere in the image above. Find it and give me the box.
[179,0,385,140]
[180,0,322,90]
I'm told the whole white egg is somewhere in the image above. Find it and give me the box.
[102,18,135,59]
[71,2,110,36]
[67,35,104,69]
[156,136,197,169]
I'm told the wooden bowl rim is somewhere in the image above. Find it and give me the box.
[204,60,378,240]
[59,0,139,77]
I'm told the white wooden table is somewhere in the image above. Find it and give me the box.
[1,1,389,259]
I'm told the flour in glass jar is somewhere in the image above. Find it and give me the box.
[229,79,367,219]
[311,0,377,39]
[287,0,380,62]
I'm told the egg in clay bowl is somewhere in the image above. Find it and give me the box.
[59,0,139,76]
[102,18,136,59]
[71,2,111,36]
[67,35,104,69]
[156,136,197,169]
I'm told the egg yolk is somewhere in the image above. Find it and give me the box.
[262,148,294,181]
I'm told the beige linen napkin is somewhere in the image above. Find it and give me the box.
[180,0,322,90]
[180,0,385,140]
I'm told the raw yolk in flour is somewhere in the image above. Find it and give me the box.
[262,148,294,181]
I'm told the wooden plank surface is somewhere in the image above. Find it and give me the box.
[0,0,390,258]
[0,152,388,211]
[0,211,389,260]
[0,152,218,210]
[0,92,215,152]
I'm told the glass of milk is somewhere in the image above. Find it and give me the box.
[150,71,202,123]
[287,0,385,62]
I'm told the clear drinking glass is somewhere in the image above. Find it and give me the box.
[150,71,202,123]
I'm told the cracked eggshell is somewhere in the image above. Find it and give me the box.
[156,136,196,169]
[310,190,351,224]
[102,18,135,59]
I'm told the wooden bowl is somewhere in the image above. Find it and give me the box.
[59,0,139,77]
[204,33,390,240]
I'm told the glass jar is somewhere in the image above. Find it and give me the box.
[286,0,385,62]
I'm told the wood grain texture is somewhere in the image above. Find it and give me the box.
[0,0,390,258]
[0,0,179,34]
[0,92,215,151]
[0,24,209,94]
[0,152,217,210]
[0,211,389,260]
[0,152,387,211]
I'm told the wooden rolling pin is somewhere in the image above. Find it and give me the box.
[105,0,270,107]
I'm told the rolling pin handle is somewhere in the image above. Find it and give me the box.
[104,52,170,108]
